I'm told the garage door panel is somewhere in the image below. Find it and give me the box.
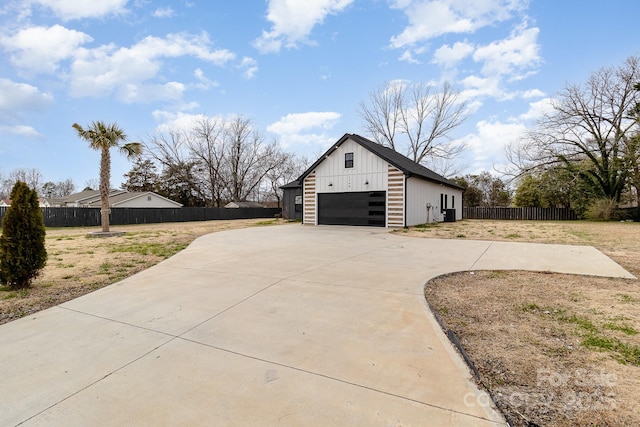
[318,192,386,227]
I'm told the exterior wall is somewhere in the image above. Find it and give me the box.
[387,166,405,227]
[282,186,302,220]
[114,194,181,208]
[313,139,388,193]
[406,178,463,226]
[303,172,316,224]
[305,138,390,226]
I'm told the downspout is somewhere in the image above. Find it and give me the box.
[404,174,409,228]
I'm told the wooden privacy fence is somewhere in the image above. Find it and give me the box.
[0,207,281,228]
[463,207,578,221]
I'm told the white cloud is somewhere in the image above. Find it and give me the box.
[27,0,129,20]
[0,78,53,118]
[119,81,186,104]
[267,111,341,134]
[151,111,222,134]
[432,40,474,68]
[459,74,503,100]
[0,25,92,74]
[455,96,552,174]
[389,0,526,48]
[193,68,219,89]
[0,124,43,138]
[399,50,420,64]
[69,32,236,102]
[517,97,553,122]
[457,119,527,173]
[473,25,541,79]
[239,57,258,79]
[522,88,545,98]
[253,0,354,53]
[152,7,174,18]
[267,111,342,149]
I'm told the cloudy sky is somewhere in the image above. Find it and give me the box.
[1,0,638,188]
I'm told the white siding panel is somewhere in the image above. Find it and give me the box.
[115,194,181,208]
[406,178,463,225]
[314,139,388,193]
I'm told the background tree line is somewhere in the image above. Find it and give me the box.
[0,168,76,201]
[507,55,640,218]
[123,115,308,207]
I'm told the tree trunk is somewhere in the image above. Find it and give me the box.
[100,147,111,232]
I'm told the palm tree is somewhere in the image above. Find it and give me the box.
[72,121,142,233]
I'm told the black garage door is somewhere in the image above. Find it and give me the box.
[317,191,386,227]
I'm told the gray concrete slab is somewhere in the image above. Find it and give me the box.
[0,224,634,426]
[469,241,635,278]
[0,308,172,427]
[61,267,281,336]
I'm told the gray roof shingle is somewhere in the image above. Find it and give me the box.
[295,133,462,189]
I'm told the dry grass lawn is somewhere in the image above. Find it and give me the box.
[395,220,640,426]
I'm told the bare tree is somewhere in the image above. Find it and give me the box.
[143,129,208,205]
[359,80,404,150]
[264,152,308,207]
[506,56,640,203]
[41,179,76,198]
[359,81,467,174]
[5,168,44,193]
[142,115,293,206]
[223,116,279,202]
[56,179,75,196]
[84,179,99,191]
[185,116,227,207]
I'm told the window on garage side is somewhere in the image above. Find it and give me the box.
[345,152,354,168]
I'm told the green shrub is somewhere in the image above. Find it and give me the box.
[586,198,623,221]
[0,182,48,289]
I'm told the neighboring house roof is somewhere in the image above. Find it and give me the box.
[1,198,50,207]
[86,192,183,208]
[58,189,127,205]
[224,201,265,208]
[296,133,463,190]
[50,190,181,208]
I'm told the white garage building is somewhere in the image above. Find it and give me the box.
[295,133,463,227]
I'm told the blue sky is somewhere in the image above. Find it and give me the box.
[1,0,638,189]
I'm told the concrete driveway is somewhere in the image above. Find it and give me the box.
[0,225,633,426]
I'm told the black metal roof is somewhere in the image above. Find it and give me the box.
[291,133,462,190]
[280,180,301,189]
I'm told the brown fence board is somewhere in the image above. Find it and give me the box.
[463,207,578,221]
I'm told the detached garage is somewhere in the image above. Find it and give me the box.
[283,133,463,228]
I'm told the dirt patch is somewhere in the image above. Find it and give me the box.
[408,220,640,426]
[0,218,284,325]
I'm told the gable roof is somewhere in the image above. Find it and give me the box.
[58,189,127,204]
[224,201,265,208]
[297,133,463,189]
[86,191,182,207]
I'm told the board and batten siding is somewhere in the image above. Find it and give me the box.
[387,165,405,227]
[313,139,388,193]
[303,172,316,224]
[405,177,462,225]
